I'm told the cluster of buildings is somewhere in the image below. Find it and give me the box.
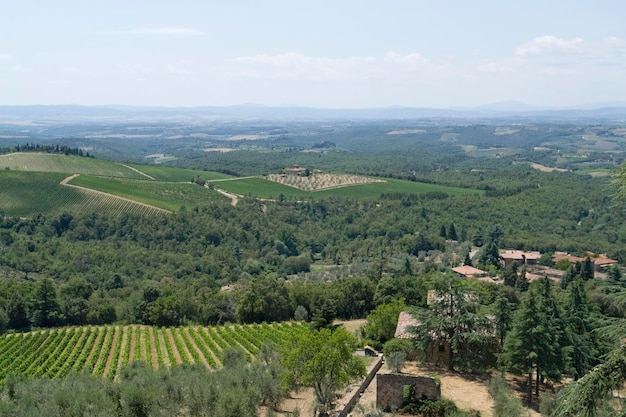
[451,249,618,282]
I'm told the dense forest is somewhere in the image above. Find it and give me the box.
[0,116,625,415]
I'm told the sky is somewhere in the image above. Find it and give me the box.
[1,0,625,108]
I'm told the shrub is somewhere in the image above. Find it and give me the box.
[383,338,414,358]
[386,351,406,373]
[488,374,524,417]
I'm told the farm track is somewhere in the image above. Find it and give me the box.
[60,174,172,214]
[117,164,155,180]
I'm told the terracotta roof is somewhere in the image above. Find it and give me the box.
[500,250,541,260]
[394,311,420,339]
[452,265,486,277]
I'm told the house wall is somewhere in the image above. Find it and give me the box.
[376,373,441,410]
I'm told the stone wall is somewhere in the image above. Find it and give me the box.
[335,355,384,417]
[376,373,441,410]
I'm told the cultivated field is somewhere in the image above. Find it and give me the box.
[68,175,228,211]
[1,153,482,216]
[0,171,167,217]
[0,153,146,179]
[127,164,234,182]
[266,173,385,191]
[217,176,480,200]
[0,322,308,384]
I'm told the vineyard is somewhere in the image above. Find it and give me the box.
[0,322,309,384]
[0,171,170,217]
[0,153,148,179]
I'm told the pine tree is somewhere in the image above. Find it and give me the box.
[503,277,566,402]
[563,277,598,380]
[448,223,458,241]
[492,292,512,348]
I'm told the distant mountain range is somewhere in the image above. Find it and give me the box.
[1,102,626,122]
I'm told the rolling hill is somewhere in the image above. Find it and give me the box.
[0,152,482,217]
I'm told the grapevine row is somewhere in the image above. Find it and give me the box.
[0,322,310,383]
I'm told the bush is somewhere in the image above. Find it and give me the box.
[383,338,414,358]
[386,351,406,373]
[488,374,524,417]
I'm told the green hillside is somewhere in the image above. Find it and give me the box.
[217,176,480,200]
[0,153,146,178]
[0,153,232,216]
[0,153,482,216]
[69,175,228,211]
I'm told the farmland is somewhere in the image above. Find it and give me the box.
[0,171,168,217]
[0,322,308,384]
[217,175,481,200]
[68,175,228,211]
[0,153,147,179]
[0,152,483,216]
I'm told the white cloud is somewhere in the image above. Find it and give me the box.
[0,53,11,60]
[61,66,80,73]
[516,35,585,57]
[118,64,153,74]
[234,51,436,82]
[10,65,32,73]
[97,27,205,36]
[165,64,192,75]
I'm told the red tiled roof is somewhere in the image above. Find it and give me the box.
[394,311,420,339]
[452,265,486,277]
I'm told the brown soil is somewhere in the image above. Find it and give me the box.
[148,326,159,369]
[102,326,120,377]
[352,362,541,417]
[183,327,210,367]
[83,327,104,372]
[165,328,183,365]
[128,325,136,363]
[172,328,194,364]
[156,328,171,367]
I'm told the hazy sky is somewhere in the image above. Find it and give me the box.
[1,0,625,108]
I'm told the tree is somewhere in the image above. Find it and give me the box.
[448,223,458,241]
[31,277,63,327]
[502,277,567,403]
[552,342,626,417]
[410,275,493,371]
[563,277,598,381]
[364,299,406,345]
[7,292,30,330]
[502,261,519,287]
[492,292,512,348]
[281,328,365,417]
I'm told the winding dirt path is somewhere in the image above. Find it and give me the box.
[60,174,171,214]
[117,164,155,180]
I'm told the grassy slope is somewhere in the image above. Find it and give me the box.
[0,153,145,178]
[70,175,228,211]
[0,154,232,215]
[0,153,483,216]
[127,164,234,182]
[0,171,169,217]
[217,176,482,199]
